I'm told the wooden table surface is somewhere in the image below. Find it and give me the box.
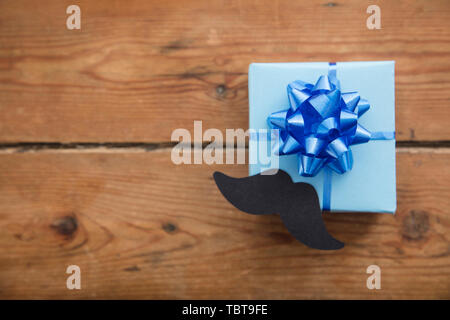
[0,0,449,299]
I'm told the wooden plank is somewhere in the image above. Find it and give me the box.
[0,149,448,299]
[0,0,449,142]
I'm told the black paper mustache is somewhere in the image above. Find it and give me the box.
[213,170,344,250]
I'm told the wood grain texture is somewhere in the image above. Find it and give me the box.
[0,0,449,142]
[0,149,448,299]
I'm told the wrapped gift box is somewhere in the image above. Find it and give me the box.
[249,61,396,213]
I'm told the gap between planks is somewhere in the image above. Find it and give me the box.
[0,142,449,154]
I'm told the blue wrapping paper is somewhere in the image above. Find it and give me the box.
[248,61,396,213]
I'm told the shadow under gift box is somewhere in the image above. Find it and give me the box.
[249,61,396,213]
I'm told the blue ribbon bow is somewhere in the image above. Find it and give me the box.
[268,64,373,177]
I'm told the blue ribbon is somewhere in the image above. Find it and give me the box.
[322,167,333,211]
[267,62,394,210]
